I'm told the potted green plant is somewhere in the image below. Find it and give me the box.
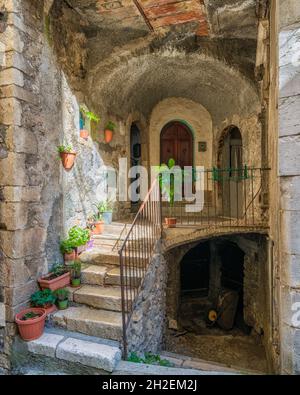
[68,226,90,256]
[80,107,100,139]
[54,288,69,310]
[159,158,177,228]
[38,263,71,291]
[15,308,47,341]
[71,260,81,288]
[60,238,76,262]
[104,121,116,143]
[30,289,57,315]
[98,200,114,224]
[90,209,104,235]
[57,143,76,170]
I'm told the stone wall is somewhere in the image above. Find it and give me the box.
[278,0,300,374]
[0,0,110,372]
[126,252,167,355]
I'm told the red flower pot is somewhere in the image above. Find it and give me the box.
[165,217,177,228]
[59,152,76,170]
[64,250,76,262]
[104,129,113,143]
[80,129,89,139]
[38,271,71,291]
[43,304,57,315]
[15,308,46,342]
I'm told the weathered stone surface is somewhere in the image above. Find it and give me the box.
[281,253,300,288]
[281,210,300,254]
[73,285,124,312]
[0,227,46,258]
[0,152,26,186]
[279,96,300,137]
[56,337,121,372]
[0,304,5,327]
[1,186,41,202]
[81,265,107,286]
[281,176,300,210]
[279,136,300,176]
[27,333,64,358]
[0,202,28,230]
[127,253,167,354]
[0,68,24,87]
[52,306,122,341]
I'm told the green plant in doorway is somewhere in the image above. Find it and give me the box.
[54,288,69,310]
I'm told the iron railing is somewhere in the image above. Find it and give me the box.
[119,167,269,357]
[119,179,162,357]
[161,167,269,228]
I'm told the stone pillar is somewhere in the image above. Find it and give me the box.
[208,241,221,304]
[278,0,300,374]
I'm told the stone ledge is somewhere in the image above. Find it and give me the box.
[56,337,121,373]
[27,333,64,358]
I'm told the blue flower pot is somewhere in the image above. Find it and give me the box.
[102,211,113,225]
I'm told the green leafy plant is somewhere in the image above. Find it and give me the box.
[80,106,100,123]
[105,121,116,132]
[54,288,69,302]
[158,158,176,207]
[68,226,90,247]
[60,238,75,254]
[51,263,68,278]
[71,260,81,280]
[21,312,41,321]
[30,289,56,308]
[127,352,173,367]
[94,200,114,214]
[57,144,73,154]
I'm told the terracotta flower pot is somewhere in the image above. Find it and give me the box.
[93,221,104,235]
[165,217,177,228]
[38,271,71,291]
[104,129,113,143]
[59,152,76,170]
[80,129,89,139]
[64,250,76,262]
[15,308,46,342]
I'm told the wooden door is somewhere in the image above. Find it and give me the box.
[160,122,193,167]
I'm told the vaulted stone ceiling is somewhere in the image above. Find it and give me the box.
[65,0,258,39]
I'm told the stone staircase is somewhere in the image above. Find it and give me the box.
[50,223,137,342]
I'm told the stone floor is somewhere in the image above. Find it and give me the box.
[165,291,268,374]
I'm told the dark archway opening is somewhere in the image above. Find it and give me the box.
[166,235,269,373]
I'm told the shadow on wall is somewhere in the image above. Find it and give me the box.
[60,74,109,232]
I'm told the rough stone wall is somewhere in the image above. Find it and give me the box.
[127,253,167,354]
[278,0,300,375]
[0,0,65,371]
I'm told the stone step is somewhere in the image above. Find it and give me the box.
[105,267,144,287]
[80,248,148,267]
[73,284,132,312]
[81,265,109,286]
[15,329,121,373]
[51,306,122,341]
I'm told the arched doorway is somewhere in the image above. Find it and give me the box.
[130,123,141,210]
[160,121,193,167]
[219,126,243,218]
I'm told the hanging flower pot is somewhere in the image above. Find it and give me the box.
[15,308,47,341]
[57,144,76,171]
[80,129,89,139]
[104,121,116,143]
[104,129,113,143]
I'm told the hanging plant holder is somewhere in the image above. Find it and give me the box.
[104,121,116,143]
[57,144,76,171]
[59,151,77,170]
[80,129,89,139]
[104,129,113,143]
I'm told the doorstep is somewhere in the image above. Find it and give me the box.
[15,328,121,373]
